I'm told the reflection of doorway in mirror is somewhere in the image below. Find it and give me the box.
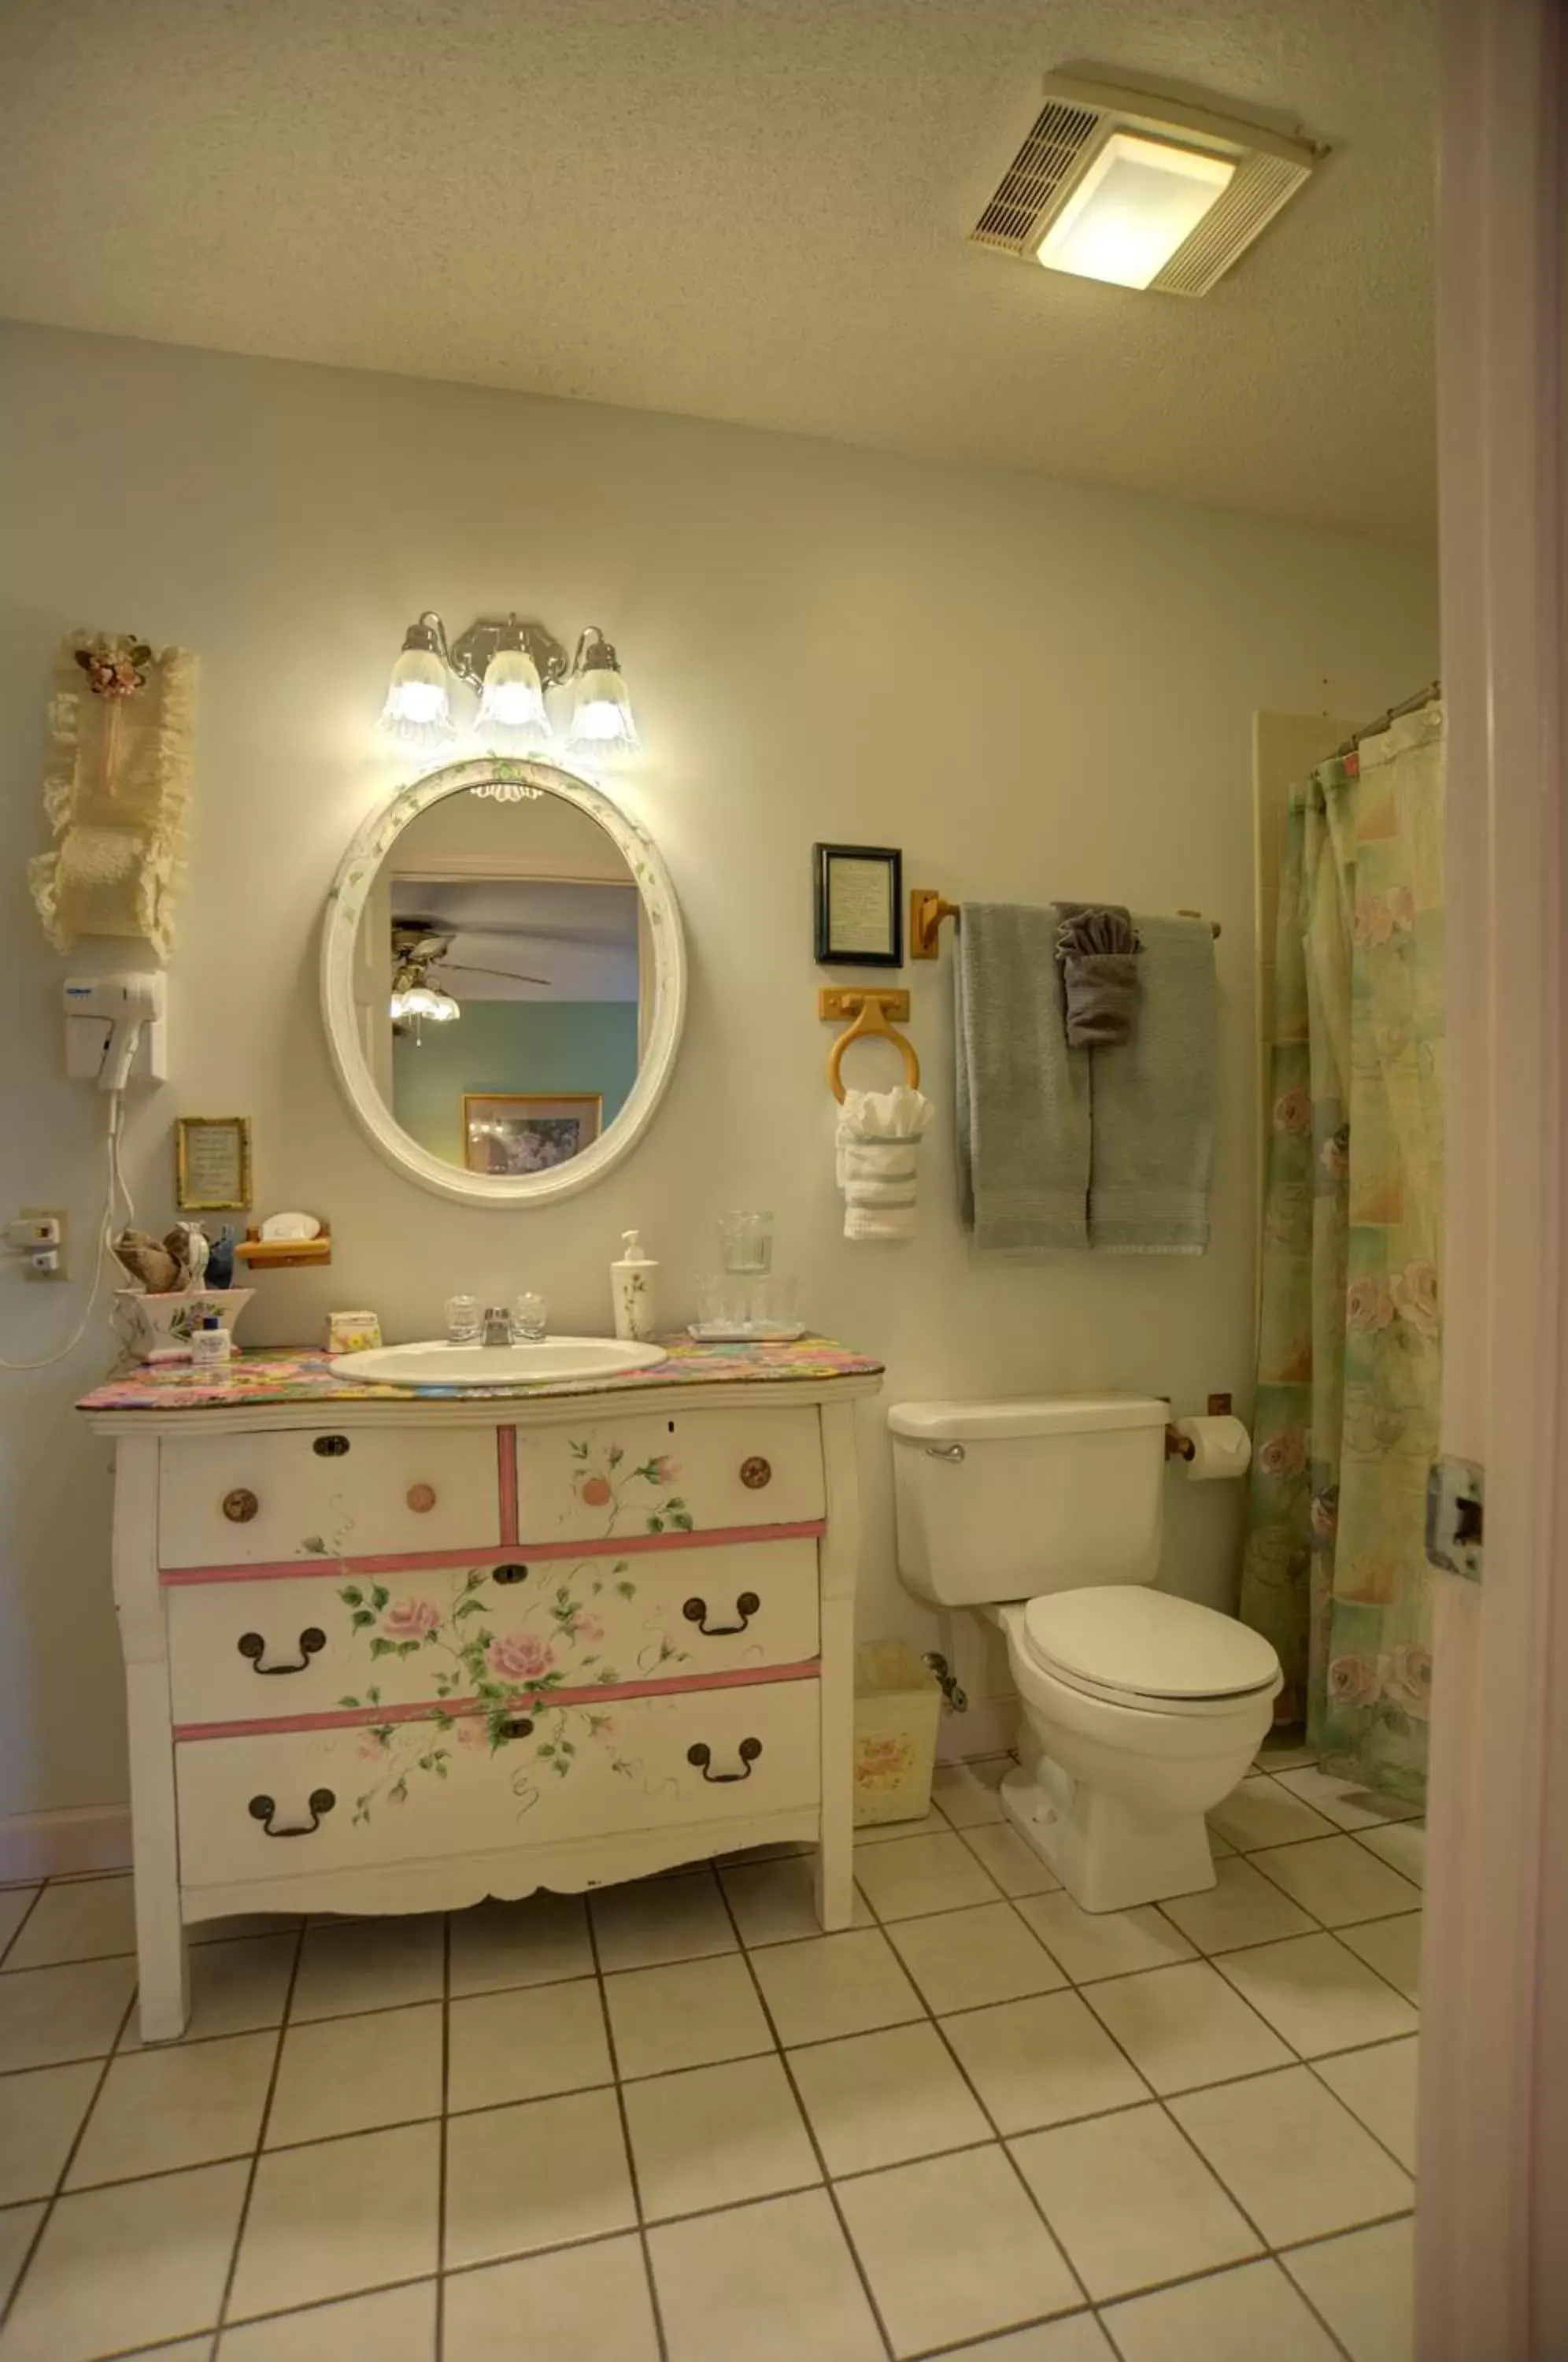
[463,1093,603,1175]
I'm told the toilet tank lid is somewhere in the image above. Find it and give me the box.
[888,1395,1169,1442]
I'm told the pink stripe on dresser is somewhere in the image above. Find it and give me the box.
[173,1655,822,1742]
[497,1427,518,1543]
[159,1519,826,1585]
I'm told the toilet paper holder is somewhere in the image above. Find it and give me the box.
[1165,1392,1233,1461]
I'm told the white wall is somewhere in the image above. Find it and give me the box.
[0,320,1439,1832]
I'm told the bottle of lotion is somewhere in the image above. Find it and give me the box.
[611,1231,657,1343]
[189,1312,232,1371]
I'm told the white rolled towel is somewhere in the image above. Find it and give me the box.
[835,1084,934,1240]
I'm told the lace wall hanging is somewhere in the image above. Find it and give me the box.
[28,631,197,959]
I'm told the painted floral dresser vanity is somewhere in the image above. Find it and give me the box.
[80,1338,882,2042]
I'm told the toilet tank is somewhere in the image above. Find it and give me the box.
[888,1395,1169,1609]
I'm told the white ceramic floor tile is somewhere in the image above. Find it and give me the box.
[889,1904,1065,2016]
[445,2231,660,2361]
[265,2000,442,2147]
[930,2320,1115,2362]
[1251,1836,1423,1928]
[0,1956,135,2072]
[1015,1894,1195,1985]
[1102,2256,1343,2362]
[1158,1857,1318,1955]
[590,1869,739,1973]
[448,1975,612,2111]
[1354,1822,1426,1889]
[0,1889,40,1962]
[1214,1934,1419,2057]
[1256,1738,1320,1773]
[120,1936,297,2053]
[855,1809,947,1846]
[720,1854,871,1946]
[68,2031,275,2186]
[838,2144,1081,2358]
[447,1892,592,1996]
[0,2204,44,2311]
[623,2053,820,2219]
[1170,2064,1413,2245]
[0,2158,248,2362]
[958,1824,1063,1897]
[605,1951,773,2079]
[1315,2037,1419,2171]
[853,1832,1000,1921]
[1283,2218,1415,2362]
[1082,1961,1292,2093]
[190,1912,302,1948]
[0,2061,99,2204]
[445,2085,635,2266]
[1272,1766,1423,1832]
[750,1928,923,2047]
[1,1875,137,1971]
[939,1990,1148,2134]
[1338,1913,1422,2001]
[790,2020,991,2175]
[1010,2104,1261,2300]
[1207,1776,1337,1853]
[288,1916,444,2023]
[228,2121,440,2320]
[931,1759,1011,1828]
[649,2186,883,2362]
[217,2279,436,2360]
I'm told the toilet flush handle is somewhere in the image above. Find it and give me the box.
[923,1443,966,1463]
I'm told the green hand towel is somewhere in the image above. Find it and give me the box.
[956,901,1090,1250]
[1089,913,1216,1252]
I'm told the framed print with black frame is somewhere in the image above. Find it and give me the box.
[813,843,903,968]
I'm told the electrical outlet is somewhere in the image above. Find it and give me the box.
[20,1208,67,1281]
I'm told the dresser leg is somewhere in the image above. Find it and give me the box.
[814,1584,856,1927]
[126,1662,190,2042]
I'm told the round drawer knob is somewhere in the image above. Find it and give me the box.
[406,1483,437,1514]
[739,1456,772,1490]
[222,1488,259,1523]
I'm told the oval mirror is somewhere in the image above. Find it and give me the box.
[321,757,686,1204]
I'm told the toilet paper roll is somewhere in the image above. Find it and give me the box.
[1173,1414,1252,1480]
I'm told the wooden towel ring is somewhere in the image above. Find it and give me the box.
[819,989,921,1104]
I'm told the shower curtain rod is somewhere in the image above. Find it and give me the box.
[1331,679,1442,762]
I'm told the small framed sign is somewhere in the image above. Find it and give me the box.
[175,1116,253,1212]
[813,843,903,968]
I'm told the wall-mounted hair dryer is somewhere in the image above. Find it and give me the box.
[63,975,168,1091]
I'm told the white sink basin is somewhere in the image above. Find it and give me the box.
[330,1336,669,1386]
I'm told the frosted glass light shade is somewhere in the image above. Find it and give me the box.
[390,982,460,1024]
[567,667,640,757]
[379,646,456,748]
[1036,131,1235,290]
[477,646,553,752]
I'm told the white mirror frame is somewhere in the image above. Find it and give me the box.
[321,756,686,1207]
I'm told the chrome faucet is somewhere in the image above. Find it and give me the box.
[481,1305,513,1348]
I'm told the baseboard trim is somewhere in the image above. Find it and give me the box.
[0,1805,132,1885]
[935,1694,1019,1764]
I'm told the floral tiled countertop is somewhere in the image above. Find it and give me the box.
[76,1335,884,1413]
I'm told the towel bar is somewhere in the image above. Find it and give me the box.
[819,988,920,1102]
[909,888,1221,958]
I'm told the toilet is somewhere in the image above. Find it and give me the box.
[889,1394,1282,1913]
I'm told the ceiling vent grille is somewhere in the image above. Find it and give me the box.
[969,73,1322,296]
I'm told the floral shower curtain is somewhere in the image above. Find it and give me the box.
[1240,696,1444,1805]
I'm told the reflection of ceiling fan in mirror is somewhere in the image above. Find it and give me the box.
[389,917,553,1032]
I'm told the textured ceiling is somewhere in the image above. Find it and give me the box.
[0,0,1436,539]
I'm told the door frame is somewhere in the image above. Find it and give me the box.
[1422,1,1566,2351]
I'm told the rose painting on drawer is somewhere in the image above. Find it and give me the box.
[568,1437,693,1534]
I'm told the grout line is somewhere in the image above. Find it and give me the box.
[0,1977,141,2339]
[0,1884,47,1972]
[434,1912,451,2362]
[209,1916,307,2344]
[710,1868,900,2361]
[585,1888,671,2362]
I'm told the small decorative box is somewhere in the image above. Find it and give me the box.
[327,1309,382,1354]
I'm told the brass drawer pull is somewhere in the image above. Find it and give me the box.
[406,1483,438,1514]
[490,1564,530,1586]
[313,1435,351,1458]
[248,1788,335,1837]
[237,1628,326,1675]
[222,1488,259,1523]
[687,1738,762,1783]
[739,1457,772,1490]
[682,1591,760,1637]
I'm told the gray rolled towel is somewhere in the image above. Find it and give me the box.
[1056,903,1143,1047]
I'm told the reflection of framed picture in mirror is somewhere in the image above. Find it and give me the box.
[463,1093,603,1176]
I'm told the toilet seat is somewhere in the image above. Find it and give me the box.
[1015,1587,1280,1716]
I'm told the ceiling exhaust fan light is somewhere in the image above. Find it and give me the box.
[1036,131,1235,290]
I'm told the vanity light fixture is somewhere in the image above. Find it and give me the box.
[377,610,640,772]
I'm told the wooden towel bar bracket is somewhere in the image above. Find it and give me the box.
[909,888,1220,958]
[818,988,919,1104]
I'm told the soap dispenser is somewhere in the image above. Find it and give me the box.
[611,1231,658,1343]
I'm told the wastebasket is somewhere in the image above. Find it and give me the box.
[852,1641,942,1827]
